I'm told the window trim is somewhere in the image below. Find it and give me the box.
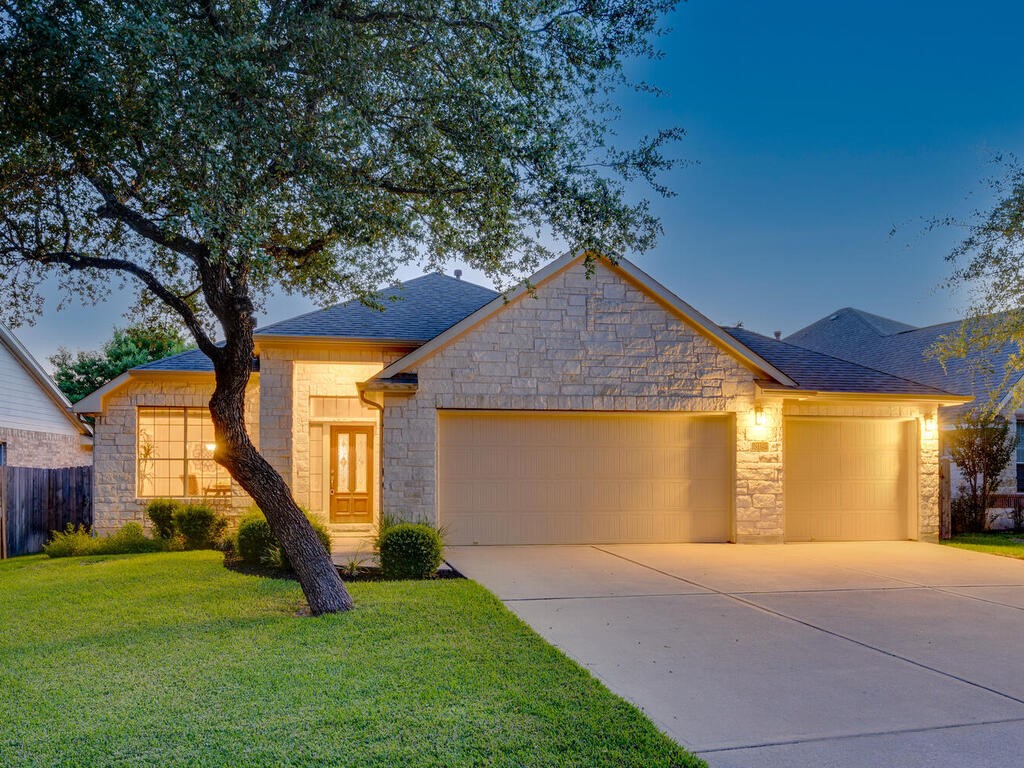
[136,406,230,499]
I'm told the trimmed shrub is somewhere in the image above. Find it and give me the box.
[145,498,181,539]
[379,523,443,580]
[44,522,164,557]
[235,508,330,570]
[173,504,226,550]
[43,524,95,557]
[235,511,277,565]
[95,522,164,554]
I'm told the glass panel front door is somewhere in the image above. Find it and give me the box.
[330,425,374,523]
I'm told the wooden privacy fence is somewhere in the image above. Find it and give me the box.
[0,465,92,558]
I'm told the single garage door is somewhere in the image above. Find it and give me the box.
[785,418,915,541]
[438,411,733,545]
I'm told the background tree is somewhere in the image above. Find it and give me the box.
[0,0,682,614]
[934,155,1024,409]
[51,323,187,403]
[948,413,1016,533]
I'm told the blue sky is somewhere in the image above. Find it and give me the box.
[16,0,1024,366]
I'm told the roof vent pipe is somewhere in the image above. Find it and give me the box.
[774,331,781,340]
[454,269,462,280]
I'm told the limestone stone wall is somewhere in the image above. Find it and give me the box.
[91,375,259,533]
[783,400,940,540]
[382,260,779,537]
[256,343,409,538]
[0,425,90,468]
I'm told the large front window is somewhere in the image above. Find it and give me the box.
[136,407,230,498]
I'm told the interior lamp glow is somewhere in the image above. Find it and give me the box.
[204,442,217,452]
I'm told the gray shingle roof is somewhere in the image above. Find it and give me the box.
[255,273,498,340]
[785,307,1011,407]
[725,326,961,396]
[133,347,215,372]
[132,273,498,373]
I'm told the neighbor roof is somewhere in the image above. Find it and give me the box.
[724,326,963,397]
[255,273,498,341]
[786,307,1015,408]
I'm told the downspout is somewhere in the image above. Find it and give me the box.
[357,383,385,534]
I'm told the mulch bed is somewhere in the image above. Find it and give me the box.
[222,550,462,582]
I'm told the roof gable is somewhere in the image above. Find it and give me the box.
[375,251,799,387]
[0,325,91,435]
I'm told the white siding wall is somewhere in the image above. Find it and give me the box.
[0,339,79,436]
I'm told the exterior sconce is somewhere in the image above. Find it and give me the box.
[922,414,937,438]
[754,406,767,427]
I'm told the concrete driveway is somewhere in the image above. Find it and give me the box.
[446,542,1024,768]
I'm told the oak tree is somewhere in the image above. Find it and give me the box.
[0,0,681,613]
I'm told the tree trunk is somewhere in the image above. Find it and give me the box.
[207,315,354,615]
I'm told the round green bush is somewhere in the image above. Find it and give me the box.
[378,523,443,580]
[235,511,276,565]
[145,498,180,539]
[173,503,226,550]
[235,508,331,570]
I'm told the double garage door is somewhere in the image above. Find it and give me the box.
[437,411,917,545]
[438,411,733,545]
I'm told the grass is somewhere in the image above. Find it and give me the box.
[942,531,1024,560]
[0,552,700,768]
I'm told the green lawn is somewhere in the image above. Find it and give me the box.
[942,532,1024,560]
[0,552,700,768]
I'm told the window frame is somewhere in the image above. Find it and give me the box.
[136,406,230,499]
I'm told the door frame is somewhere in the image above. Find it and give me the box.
[328,423,375,524]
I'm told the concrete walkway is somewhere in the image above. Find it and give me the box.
[446,542,1024,768]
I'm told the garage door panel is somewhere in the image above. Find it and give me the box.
[785,419,911,542]
[439,411,732,545]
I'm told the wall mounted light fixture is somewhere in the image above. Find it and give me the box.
[923,414,937,438]
[754,406,767,427]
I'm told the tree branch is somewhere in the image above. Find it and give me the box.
[84,175,209,264]
[35,250,219,359]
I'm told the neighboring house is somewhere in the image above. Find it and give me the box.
[0,324,92,467]
[74,253,970,548]
[786,307,1024,494]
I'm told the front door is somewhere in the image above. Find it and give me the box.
[330,425,374,524]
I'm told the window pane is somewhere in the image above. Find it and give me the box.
[1017,420,1024,464]
[355,432,367,493]
[138,406,224,498]
[337,437,350,492]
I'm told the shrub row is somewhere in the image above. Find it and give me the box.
[145,499,226,550]
[44,522,167,557]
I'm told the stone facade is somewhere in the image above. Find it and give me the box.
[382,260,788,538]
[0,425,90,468]
[256,342,409,546]
[86,259,947,545]
[91,375,259,533]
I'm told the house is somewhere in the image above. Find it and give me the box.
[74,253,970,547]
[0,324,92,467]
[787,307,1023,493]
